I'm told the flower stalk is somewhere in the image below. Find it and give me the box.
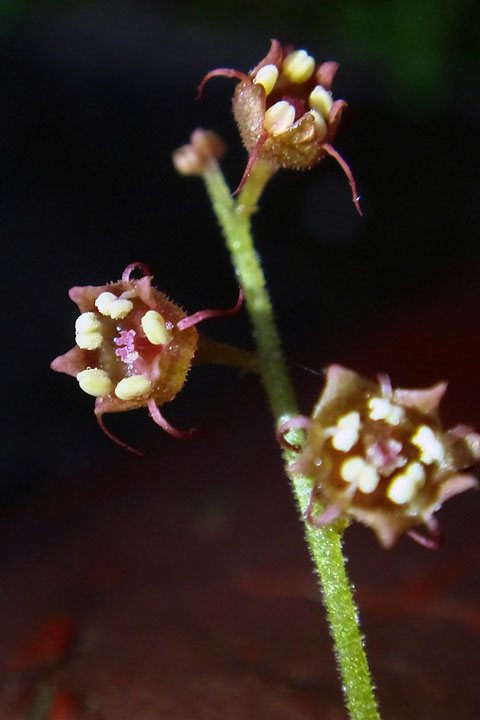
[202,159,381,720]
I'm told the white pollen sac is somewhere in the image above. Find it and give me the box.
[107,298,134,320]
[341,456,379,494]
[75,312,101,334]
[253,64,279,95]
[282,49,315,83]
[141,310,172,345]
[76,368,113,397]
[309,85,333,119]
[95,291,118,316]
[331,411,361,452]
[368,397,404,426]
[115,374,152,401]
[75,313,103,350]
[387,462,426,505]
[263,101,296,136]
[308,109,328,140]
[411,425,444,464]
[75,330,103,350]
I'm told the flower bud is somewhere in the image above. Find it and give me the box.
[173,128,226,176]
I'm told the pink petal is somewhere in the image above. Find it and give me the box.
[393,382,447,414]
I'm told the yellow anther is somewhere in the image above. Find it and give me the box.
[75,331,103,350]
[141,310,172,346]
[114,374,152,401]
[76,368,113,397]
[95,291,118,316]
[75,312,101,334]
[253,64,279,95]
[282,49,315,83]
[387,462,426,505]
[411,425,444,464]
[368,397,404,426]
[331,411,360,452]
[107,298,134,320]
[341,456,379,494]
[309,109,327,141]
[264,101,296,136]
[75,312,103,350]
[309,84,333,119]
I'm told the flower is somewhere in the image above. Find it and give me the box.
[51,262,243,453]
[279,365,480,548]
[199,40,361,213]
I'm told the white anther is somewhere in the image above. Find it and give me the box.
[76,368,113,397]
[368,397,405,426]
[75,312,101,334]
[309,109,328,141]
[253,64,279,95]
[114,374,152,401]
[141,310,172,346]
[411,425,444,464]
[387,462,426,505]
[107,298,134,320]
[263,101,296,135]
[95,291,118,316]
[75,331,103,350]
[331,411,360,452]
[309,84,333,119]
[341,456,380,494]
[75,312,103,350]
[282,49,315,83]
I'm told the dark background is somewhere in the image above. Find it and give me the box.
[1,2,480,718]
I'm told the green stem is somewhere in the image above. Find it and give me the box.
[202,161,381,720]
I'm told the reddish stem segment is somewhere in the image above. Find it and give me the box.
[177,286,244,330]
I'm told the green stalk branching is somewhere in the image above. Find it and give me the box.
[202,159,381,720]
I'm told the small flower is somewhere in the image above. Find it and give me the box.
[279,365,480,548]
[199,40,361,213]
[51,263,242,453]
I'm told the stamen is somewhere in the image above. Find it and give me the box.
[368,397,404,425]
[387,462,426,505]
[114,375,152,400]
[263,101,296,136]
[95,292,118,316]
[309,85,333,119]
[411,425,444,464]
[75,312,103,350]
[341,456,379,494]
[331,411,360,452]
[283,50,315,83]
[107,298,133,320]
[253,64,279,95]
[141,310,172,345]
[309,109,327,141]
[76,368,113,397]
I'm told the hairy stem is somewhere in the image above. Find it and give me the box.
[202,160,381,720]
